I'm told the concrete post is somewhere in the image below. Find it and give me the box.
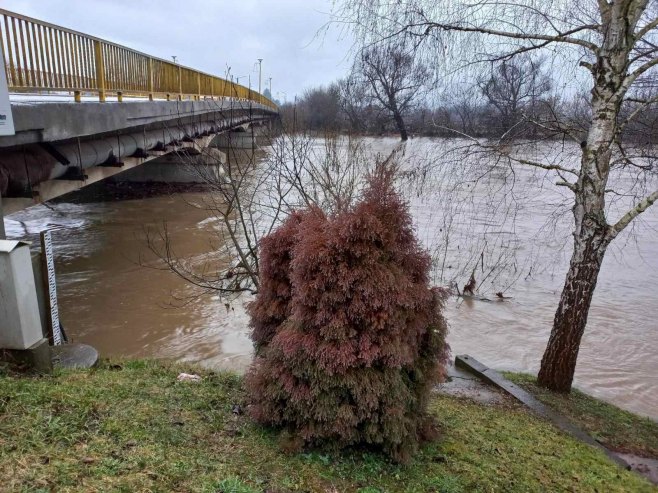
[0,240,51,372]
[213,131,257,149]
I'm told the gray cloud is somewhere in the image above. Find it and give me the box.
[2,0,353,100]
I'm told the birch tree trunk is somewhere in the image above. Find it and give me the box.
[537,2,637,391]
[536,206,611,391]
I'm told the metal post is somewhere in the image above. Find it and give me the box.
[257,58,262,105]
[147,58,154,101]
[178,65,182,100]
[93,40,106,102]
[172,56,181,100]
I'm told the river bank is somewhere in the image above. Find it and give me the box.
[0,359,655,492]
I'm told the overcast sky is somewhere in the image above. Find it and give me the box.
[2,0,353,101]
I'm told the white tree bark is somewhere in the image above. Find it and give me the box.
[537,0,651,390]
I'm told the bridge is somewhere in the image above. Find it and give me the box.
[0,8,279,370]
[0,8,279,228]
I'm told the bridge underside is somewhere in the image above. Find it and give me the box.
[0,100,278,214]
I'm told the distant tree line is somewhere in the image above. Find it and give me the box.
[281,51,658,144]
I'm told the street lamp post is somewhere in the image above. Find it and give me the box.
[234,75,246,100]
[171,56,181,100]
[225,66,231,99]
[257,58,263,104]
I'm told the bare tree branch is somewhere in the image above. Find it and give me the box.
[609,189,658,237]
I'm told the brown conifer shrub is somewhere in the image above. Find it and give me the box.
[249,210,305,352]
[246,166,449,462]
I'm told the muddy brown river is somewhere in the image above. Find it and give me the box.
[5,137,657,420]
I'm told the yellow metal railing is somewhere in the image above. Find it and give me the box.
[0,9,277,109]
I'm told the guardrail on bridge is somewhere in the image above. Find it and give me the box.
[0,8,277,108]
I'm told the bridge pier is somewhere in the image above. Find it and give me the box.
[213,131,258,149]
[211,126,272,164]
[212,124,272,148]
[108,148,227,184]
[107,127,273,188]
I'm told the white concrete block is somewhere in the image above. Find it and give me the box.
[0,240,43,349]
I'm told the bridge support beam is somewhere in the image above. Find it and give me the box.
[1,134,223,212]
[32,156,151,204]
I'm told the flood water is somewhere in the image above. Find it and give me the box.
[5,137,658,420]
[5,193,255,372]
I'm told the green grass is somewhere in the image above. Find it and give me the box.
[505,372,658,458]
[0,360,654,492]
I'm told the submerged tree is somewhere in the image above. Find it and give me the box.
[246,164,449,463]
[337,74,374,133]
[298,84,343,131]
[336,0,658,392]
[144,101,369,302]
[478,55,552,137]
[353,42,429,140]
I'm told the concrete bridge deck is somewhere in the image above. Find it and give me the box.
[0,98,276,147]
[0,99,278,214]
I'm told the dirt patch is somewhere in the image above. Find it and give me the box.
[615,453,658,484]
[436,364,510,405]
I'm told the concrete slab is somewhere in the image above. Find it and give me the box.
[455,355,631,470]
[51,343,99,369]
[436,364,508,405]
[0,337,52,373]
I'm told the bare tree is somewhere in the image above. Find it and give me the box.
[299,84,343,131]
[478,55,552,137]
[336,0,658,392]
[353,42,429,140]
[451,87,481,136]
[337,75,370,132]
[144,107,371,302]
